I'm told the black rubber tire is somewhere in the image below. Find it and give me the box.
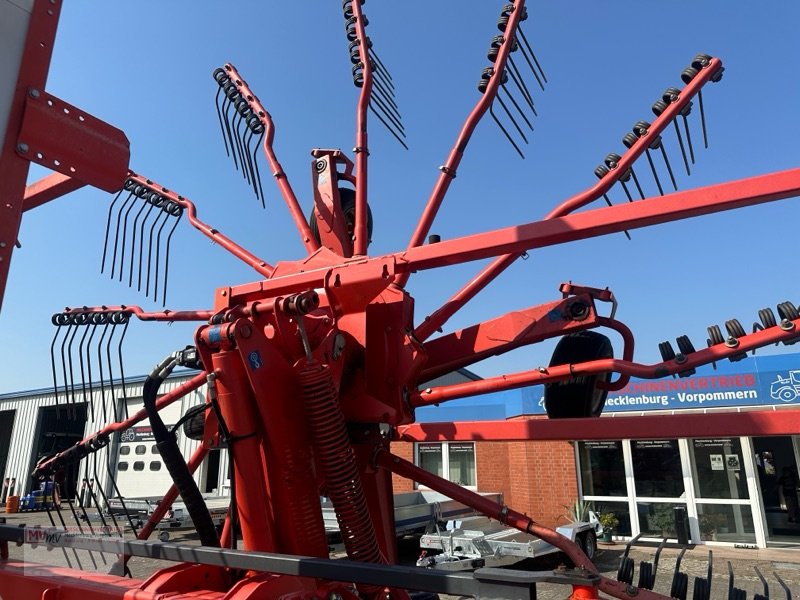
[182,407,206,441]
[309,187,373,249]
[544,331,613,419]
[579,530,597,561]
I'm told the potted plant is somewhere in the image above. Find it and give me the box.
[598,511,619,542]
[562,499,593,524]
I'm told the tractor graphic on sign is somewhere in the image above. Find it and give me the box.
[770,371,800,402]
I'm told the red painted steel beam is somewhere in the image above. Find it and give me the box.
[0,0,61,310]
[22,172,85,211]
[398,167,800,272]
[396,409,800,442]
[233,167,800,301]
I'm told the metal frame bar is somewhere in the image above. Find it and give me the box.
[0,527,597,600]
[396,409,800,442]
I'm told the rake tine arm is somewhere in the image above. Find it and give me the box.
[547,57,722,220]
[222,64,318,254]
[349,0,373,257]
[62,305,213,323]
[126,172,274,277]
[413,312,800,407]
[398,0,529,286]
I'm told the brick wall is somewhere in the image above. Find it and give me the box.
[390,442,415,492]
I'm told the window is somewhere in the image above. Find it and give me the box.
[690,438,748,500]
[416,442,476,487]
[119,446,130,455]
[632,440,684,497]
[133,461,145,471]
[118,462,128,471]
[149,461,162,471]
[579,441,626,496]
[151,445,160,455]
[135,445,146,455]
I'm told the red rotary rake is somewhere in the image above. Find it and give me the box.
[0,1,799,599]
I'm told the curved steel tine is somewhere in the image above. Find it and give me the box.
[62,474,100,570]
[116,190,140,283]
[681,113,696,164]
[368,104,409,150]
[507,56,536,113]
[84,320,99,423]
[496,93,528,144]
[754,565,768,600]
[58,319,75,407]
[645,149,665,196]
[95,321,110,424]
[659,143,678,191]
[774,571,791,600]
[127,197,150,288]
[162,212,183,306]
[136,201,157,291]
[251,131,266,207]
[152,207,172,304]
[44,494,80,569]
[371,93,405,135]
[101,188,125,274]
[517,27,547,87]
[145,209,169,300]
[221,91,240,171]
[109,191,135,280]
[104,322,119,422]
[501,84,533,130]
[489,103,524,159]
[672,120,691,176]
[698,90,709,149]
[49,318,65,407]
[214,85,232,158]
[76,320,94,422]
[630,167,646,199]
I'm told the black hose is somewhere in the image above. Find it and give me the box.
[143,354,219,547]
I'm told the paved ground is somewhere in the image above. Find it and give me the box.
[2,510,798,598]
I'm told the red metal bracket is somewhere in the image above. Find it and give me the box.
[0,0,61,310]
[16,88,129,192]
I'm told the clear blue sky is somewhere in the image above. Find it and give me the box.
[3,2,800,393]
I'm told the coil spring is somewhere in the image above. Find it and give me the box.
[658,336,696,377]
[342,0,364,21]
[497,3,528,31]
[690,52,724,83]
[487,34,518,62]
[603,152,632,182]
[52,310,130,327]
[212,68,264,135]
[477,66,508,94]
[298,361,384,565]
[631,120,663,150]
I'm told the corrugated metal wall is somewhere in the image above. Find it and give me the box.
[0,373,217,499]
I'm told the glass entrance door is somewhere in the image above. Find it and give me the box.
[753,436,800,543]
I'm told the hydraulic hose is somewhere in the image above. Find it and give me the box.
[143,350,219,548]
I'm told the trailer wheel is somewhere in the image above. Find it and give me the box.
[543,331,613,418]
[579,530,597,561]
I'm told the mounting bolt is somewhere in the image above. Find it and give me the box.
[28,88,40,99]
[239,324,252,339]
[675,353,687,364]
[16,143,28,154]
[626,584,639,596]
[315,159,327,173]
